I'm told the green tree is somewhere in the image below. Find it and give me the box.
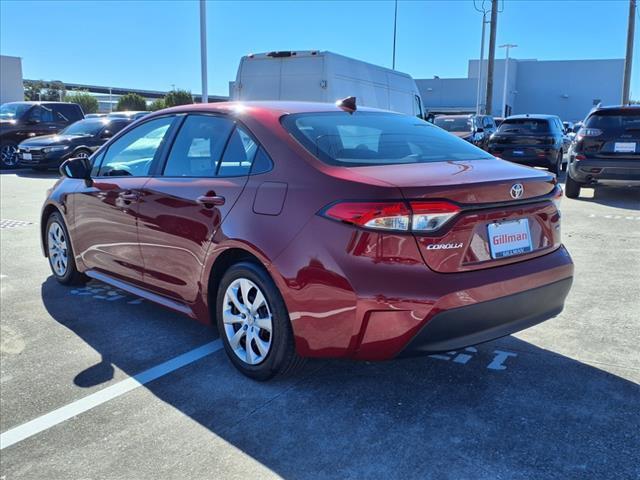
[164,89,193,107]
[116,93,147,111]
[65,91,99,114]
[23,80,65,101]
[149,98,166,111]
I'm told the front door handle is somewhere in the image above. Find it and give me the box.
[119,192,139,203]
[196,195,225,207]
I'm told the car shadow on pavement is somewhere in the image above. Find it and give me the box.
[40,276,639,479]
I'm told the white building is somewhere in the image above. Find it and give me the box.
[0,55,24,104]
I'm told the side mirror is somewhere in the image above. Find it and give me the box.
[60,157,92,185]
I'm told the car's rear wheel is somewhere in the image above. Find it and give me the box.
[46,212,87,285]
[565,174,582,199]
[216,261,304,380]
[0,142,19,169]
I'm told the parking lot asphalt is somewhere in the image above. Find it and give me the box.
[0,168,639,480]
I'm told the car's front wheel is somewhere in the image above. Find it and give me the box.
[0,142,19,169]
[216,261,304,380]
[565,174,582,199]
[45,212,87,284]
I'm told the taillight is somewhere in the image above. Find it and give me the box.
[322,201,460,233]
[552,185,563,210]
[576,127,602,140]
[575,154,587,161]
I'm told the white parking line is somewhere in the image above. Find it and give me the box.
[0,340,222,450]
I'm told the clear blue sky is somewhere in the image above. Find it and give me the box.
[1,0,638,97]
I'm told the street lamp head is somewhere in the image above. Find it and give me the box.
[499,43,518,49]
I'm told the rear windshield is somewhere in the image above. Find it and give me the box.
[434,116,473,133]
[585,110,640,136]
[498,119,550,134]
[282,112,492,167]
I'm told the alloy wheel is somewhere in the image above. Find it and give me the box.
[222,278,273,365]
[76,151,89,159]
[0,144,18,167]
[47,221,68,276]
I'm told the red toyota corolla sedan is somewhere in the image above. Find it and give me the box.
[41,101,573,379]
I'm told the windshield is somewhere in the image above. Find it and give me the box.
[0,103,31,120]
[282,112,493,167]
[498,119,550,134]
[585,111,640,136]
[60,119,107,136]
[434,116,473,133]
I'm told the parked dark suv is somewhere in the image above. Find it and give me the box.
[17,117,131,170]
[488,114,567,173]
[434,114,496,150]
[0,102,84,168]
[565,105,640,198]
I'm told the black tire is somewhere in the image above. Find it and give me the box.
[560,152,567,172]
[216,261,305,380]
[0,141,19,169]
[550,151,562,174]
[45,212,87,285]
[565,174,582,199]
[73,148,92,160]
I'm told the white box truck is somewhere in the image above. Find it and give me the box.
[232,50,425,118]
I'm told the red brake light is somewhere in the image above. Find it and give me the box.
[575,154,586,161]
[322,201,460,233]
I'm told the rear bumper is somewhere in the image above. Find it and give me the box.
[568,157,640,185]
[399,277,572,355]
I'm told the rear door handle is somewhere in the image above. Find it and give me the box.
[196,195,225,207]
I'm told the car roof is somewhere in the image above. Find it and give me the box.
[154,101,394,117]
[435,114,473,119]
[592,104,640,112]
[5,101,76,106]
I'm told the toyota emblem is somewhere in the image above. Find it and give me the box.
[510,183,524,199]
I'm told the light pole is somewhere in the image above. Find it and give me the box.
[200,0,208,104]
[475,11,489,114]
[499,43,517,117]
[392,0,398,70]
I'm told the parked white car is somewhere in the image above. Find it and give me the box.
[232,50,425,119]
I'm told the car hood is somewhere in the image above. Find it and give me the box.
[19,134,80,147]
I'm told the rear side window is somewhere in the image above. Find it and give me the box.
[27,105,54,123]
[283,112,491,167]
[217,126,258,177]
[163,115,234,177]
[585,110,640,137]
[498,119,550,134]
[53,104,83,122]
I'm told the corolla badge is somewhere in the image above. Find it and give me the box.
[426,242,463,250]
[510,183,524,199]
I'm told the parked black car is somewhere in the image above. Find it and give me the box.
[487,114,567,173]
[565,105,640,198]
[434,114,497,150]
[17,117,131,170]
[0,102,84,168]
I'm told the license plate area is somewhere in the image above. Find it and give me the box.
[21,153,32,160]
[614,142,636,153]
[487,218,532,259]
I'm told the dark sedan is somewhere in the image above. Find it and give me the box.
[18,117,130,170]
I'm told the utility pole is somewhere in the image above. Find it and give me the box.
[622,0,636,104]
[200,0,208,104]
[485,0,499,115]
[475,9,489,114]
[500,44,517,117]
[392,0,398,70]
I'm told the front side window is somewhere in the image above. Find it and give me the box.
[61,119,106,137]
[283,112,491,167]
[163,115,234,177]
[27,105,54,123]
[98,116,174,176]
